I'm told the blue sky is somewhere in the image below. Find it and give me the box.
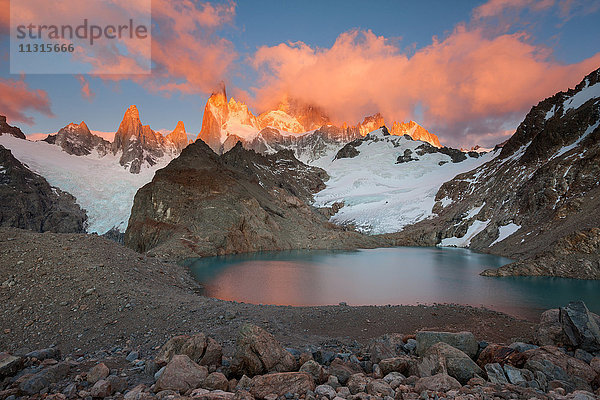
[1,0,599,147]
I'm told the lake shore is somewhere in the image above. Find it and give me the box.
[0,228,536,357]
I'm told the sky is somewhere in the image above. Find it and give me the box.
[1,0,600,148]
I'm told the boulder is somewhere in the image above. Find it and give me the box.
[328,358,362,385]
[364,334,405,363]
[299,360,328,384]
[559,301,600,352]
[106,375,128,394]
[87,363,110,384]
[365,379,393,397]
[249,372,315,399]
[157,333,223,367]
[25,348,60,361]
[476,344,525,368]
[484,363,508,385]
[90,379,112,398]
[231,325,296,377]
[203,372,229,391]
[19,362,70,395]
[417,342,483,384]
[378,356,415,376]
[415,331,479,359]
[535,309,569,346]
[346,373,369,395]
[523,346,595,385]
[503,364,528,386]
[414,373,461,392]
[314,384,336,399]
[0,353,23,378]
[154,354,208,393]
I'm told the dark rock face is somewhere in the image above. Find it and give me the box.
[393,67,600,279]
[334,139,361,160]
[559,301,600,353]
[0,145,87,233]
[124,139,383,259]
[396,149,418,164]
[0,116,26,139]
[44,121,110,156]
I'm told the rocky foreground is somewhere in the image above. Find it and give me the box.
[1,301,600,400]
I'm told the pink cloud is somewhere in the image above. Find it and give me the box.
[472,0,555,19]
[76,75,95,101]
[250,25,600,147]
[0,77,54,125]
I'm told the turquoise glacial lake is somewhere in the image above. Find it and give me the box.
[186,247,600,320]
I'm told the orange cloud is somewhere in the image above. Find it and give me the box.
[0,77,53,125]
[76,75,95,101]
[251,26,600,147]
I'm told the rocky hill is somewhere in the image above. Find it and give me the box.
[392,67,600,279]
[0,145,87,233]
[0,116,26,139]
[124,139,385,259]
[44,121,111,156]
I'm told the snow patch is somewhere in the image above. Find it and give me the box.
[489,223,521,247]
[464,204,484,219]
[563,82,600,114]
[313,132,496,234]
[439,219,491,248]
[551,121,599,160]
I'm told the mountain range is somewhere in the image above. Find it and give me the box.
[2,67,599,280]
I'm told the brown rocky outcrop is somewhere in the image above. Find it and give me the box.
[0,116,26,139]
[124,139,385,259]
[230,324,296,377]
[0,145,87,233]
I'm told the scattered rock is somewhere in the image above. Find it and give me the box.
[154,354,208,393]
[365,379,393,397]
[231,324,296,377]
[156,333,223,367]
[415,331,479,359]
[346,374,369,395]
[299,360,328,384]
[328,358,362,385]
[204,372,229,391]
[25,348,60,361]
[87,363,110,384]
[417,342,483,384]
[414,373,461,392]
[90,379,112,398]
[19,362,70,395]
[106,375,128,394]
[249,372,315,399]
[0,353,23,378]
[378,356,414,376]
[315,384,336,399]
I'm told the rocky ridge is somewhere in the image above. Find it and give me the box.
[124,139,384,259]
[0,116,26,139]
[44,122,111,156]
[1,301,598,400]
[0,145,87,233]
[195,85,442,157]
[391,67,600,279]
[112,106,189,174]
